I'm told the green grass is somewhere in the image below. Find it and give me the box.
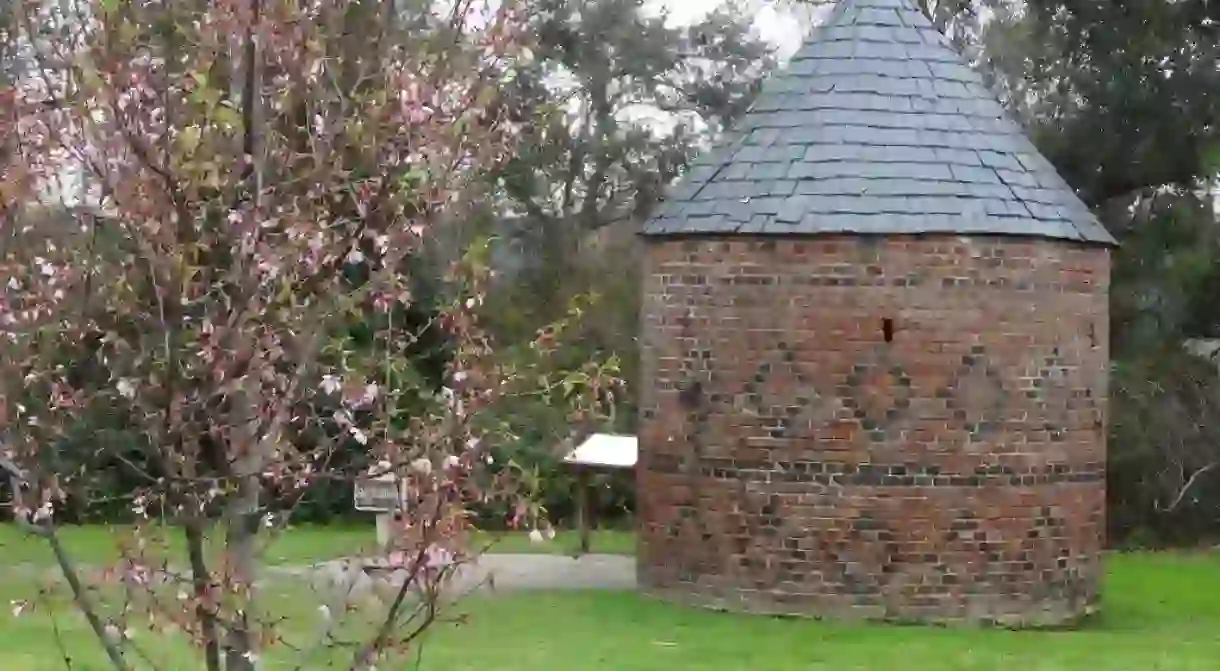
[0,523,636,567]
[409,552,1220,671]
[2,529,1217,670]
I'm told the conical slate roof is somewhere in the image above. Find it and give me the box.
[643,0,1115,245]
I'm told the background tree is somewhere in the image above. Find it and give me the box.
[978,0,1220,543]
[470,0,772,524]
[491,0,771,323]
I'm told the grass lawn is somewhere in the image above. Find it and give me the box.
[423,553,1220,671]
[1,526,1217,670]
[0,523,636,567]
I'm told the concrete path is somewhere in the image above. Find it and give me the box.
[444,553,636,591]
[5,554,638,601]
[291,553,636,598]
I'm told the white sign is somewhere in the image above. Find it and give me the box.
[354,474,401,512]
[563,433,638,469]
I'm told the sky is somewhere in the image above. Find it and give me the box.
[647,0,821,59]
[608,0,826,135]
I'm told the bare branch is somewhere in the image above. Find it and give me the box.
[1157,461,1220,513]
[9,518,132,670]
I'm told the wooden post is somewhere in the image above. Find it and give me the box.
[575,466,592,555]
[375,513,392,553]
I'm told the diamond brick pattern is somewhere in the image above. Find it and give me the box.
[638,236,1110,625]
[944,346,1008,443]
[643,0,1115,245]
[841,347,915,442]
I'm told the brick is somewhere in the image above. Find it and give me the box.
[638,234,1110,626]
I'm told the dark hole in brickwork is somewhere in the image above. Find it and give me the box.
[882,318,894,343]
[678,380,703,409]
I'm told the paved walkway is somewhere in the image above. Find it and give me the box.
[281,553,637,601]
[6,554,637,599]
[443,553,636,592]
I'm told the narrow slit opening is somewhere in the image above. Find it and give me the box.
[882,318,894,343]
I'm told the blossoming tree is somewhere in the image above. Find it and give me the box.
[0,0,618,668]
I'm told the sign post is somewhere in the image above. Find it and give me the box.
[562,434,637,555]
[354,472,403,552]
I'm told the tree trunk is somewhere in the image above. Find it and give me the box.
[184,519,222,671]
[224,1,264,664]
[223,470,260,671]
[222,383,266,670]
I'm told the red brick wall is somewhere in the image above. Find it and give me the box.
[637,235,1110,626]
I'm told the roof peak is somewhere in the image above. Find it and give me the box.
[823,0,937,23]
[644,0,1115,245]
[813,0,948,45]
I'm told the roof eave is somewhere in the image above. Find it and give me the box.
[638,225,1120,248]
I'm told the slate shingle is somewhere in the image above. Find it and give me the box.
[644,0,1115,246]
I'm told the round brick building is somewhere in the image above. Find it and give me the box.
[636,0,1115,626]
